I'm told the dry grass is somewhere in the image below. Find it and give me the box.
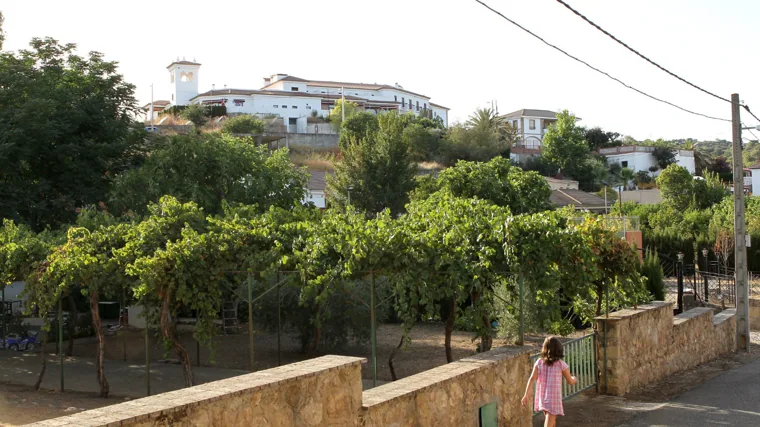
[290,149,338,171]
[418,161,445,171]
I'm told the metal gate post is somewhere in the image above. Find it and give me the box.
[59,298,64,392]
[277,271,282,367]
[704,274,709,303]
[248,273,254,372]
[370,271,378,387]
[518,274,524,346]
[145,305,150,396]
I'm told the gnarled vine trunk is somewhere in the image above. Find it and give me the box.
[160,292,193,386]
[471,291,493,353]
[388,325,413,381]
[89,292,110,397]
[34,322,50,390]
[444,298,456,363]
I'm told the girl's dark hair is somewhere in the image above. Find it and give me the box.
[541,337,564,366]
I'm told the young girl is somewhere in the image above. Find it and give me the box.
[521,337,577,427]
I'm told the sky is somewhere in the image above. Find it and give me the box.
[2,0,759,141]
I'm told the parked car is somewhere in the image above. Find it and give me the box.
[1,332,37,351]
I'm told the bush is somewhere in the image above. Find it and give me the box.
[641,249,665,300]
[222,115,265,135]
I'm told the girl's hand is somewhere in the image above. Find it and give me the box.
[521,395,529,408]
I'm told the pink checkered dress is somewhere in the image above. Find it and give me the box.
[534,358,568,416]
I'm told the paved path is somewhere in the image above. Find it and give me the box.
[618,358,760,426]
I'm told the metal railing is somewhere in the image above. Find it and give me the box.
[530,334,597,414]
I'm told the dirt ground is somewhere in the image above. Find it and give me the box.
[43,322,547,384]
[0,383,120,426]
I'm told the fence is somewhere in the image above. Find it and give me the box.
[529,334,597,415]
[697,271,736,307]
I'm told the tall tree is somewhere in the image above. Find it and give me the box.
[657,164,694,211]
[541,110,590,184]
[327,111,418,215]
[0,38,143,230]
[584,127,621,152]
[110,134,307,216]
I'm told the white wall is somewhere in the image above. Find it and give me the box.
[170,64,200,106]
[675,151,696,174]
[751,169,760,196]
[606,152,658,174]
[305,191,326,209]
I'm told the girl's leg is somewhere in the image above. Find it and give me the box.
[544,413,557,427]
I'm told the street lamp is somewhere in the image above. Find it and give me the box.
[347,186,354,206]
[701,248,709,303]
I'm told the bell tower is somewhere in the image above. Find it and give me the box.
[167,58,201,106]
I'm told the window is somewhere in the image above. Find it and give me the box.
[273,105,279,108]
[529,119,536,130]
[292,105,297,109]
[416,101,419,111]
[402,97,405,106]
[512,120,517,128]
[409,99,412,109]
[172,94,174,101]
[394,96,397,102]
[291,87,299,91]
[622,161,629,168]
[282,105,287,108]
[423,103,427,110]
[305,106,311,110]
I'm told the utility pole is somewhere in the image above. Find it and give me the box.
[731,93,750,352]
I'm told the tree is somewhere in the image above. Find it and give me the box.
[652,146,677,170]
[707,156,733,182]
[439,124,506,165]
[339,112,379,147]
[584,127,621,151]
[110,134,307,216]
[657,164,694,211]
[410,157,552,214]
[27,219,127,397]
[0,12,4,50]
[329,99,359,130]
[619,168,635,190]
[0,38,143,230]
[181,103,209,130]
[221,114,265,135]
[466,107,503,129]
[541,110,590,183]
[327,111,418,215]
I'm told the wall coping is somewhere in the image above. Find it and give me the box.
[593,301,672,322]
[361,346,531,408]
[672,307,712,326]
[24,355,365,427]
[713,308,737,326]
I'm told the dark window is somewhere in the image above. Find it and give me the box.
[622,161,629,168]
[292,106,297,109]
[282,105,287,108]
[423,103,427,110]
[409,99,412,109]
[416,101,419,111]
[291,87,299,91]
[529,119,536,130]
[394,96,397,101]
[402,97,405,106]
[273,105,278,108]
[305,106,311,110]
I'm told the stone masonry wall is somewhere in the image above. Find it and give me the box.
[750,297,760,331]
[596,301,736,396]
[360,346,533,427]
[23,355,364,427]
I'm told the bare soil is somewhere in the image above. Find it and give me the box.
[0,383,118,426]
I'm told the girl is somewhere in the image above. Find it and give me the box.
[521,337,577,427]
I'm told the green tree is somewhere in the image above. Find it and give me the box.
[327,111,418,215]
[339,112,379,147]
[439,124,506,165]
[110,134,307,216]
[0,38,143,230]
[652,146,677,170]
[0,12,4,50]
[329,99,359,130]
[221,114,265,135]
[657,164,694,211]
[541,110,591,185]
[584,127,621,152]
[181,103,209,130]
[619,167,635,190]
[410,157,552,214]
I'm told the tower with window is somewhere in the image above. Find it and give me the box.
[168,59,201,106]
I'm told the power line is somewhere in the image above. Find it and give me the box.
[472,0,731,122]
[742,105,760,124]
[553,0,732,104]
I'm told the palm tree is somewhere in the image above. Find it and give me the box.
[619,167,635,190]
[466,107,504,130]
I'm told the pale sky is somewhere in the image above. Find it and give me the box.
[3,0,759,141]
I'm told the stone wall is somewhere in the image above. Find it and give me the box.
[285,133,339,150]
[751,297,760,331]
[360,347,532,427]
[596,301,736,396]
[23,355,364,427]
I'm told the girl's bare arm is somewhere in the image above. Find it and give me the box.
[521,365,538,406]
[562,368,577,385]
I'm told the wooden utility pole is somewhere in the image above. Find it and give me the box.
[731,93,750,351]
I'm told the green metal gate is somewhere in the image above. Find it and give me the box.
[529,334,598,414]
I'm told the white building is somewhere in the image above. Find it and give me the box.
[503,109,570,162]
[152,60,449,130]
[749,163,760,195]
[600,146,696,175]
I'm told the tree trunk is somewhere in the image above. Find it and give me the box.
[595,283,604,317]
[89,292,110,398]
[66,294,77,357]
[34,323,50,390]
[388,325,413,381]
[444,298,456,363]
[307,302,322,353]
[160,295,193,387]
[471,291,493,353]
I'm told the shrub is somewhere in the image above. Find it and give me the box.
[222,115,265,135]
[641,249,665,301]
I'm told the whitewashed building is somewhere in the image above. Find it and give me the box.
[600,146,696,175]
[503,109,572,162]
[152,60,449,130]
